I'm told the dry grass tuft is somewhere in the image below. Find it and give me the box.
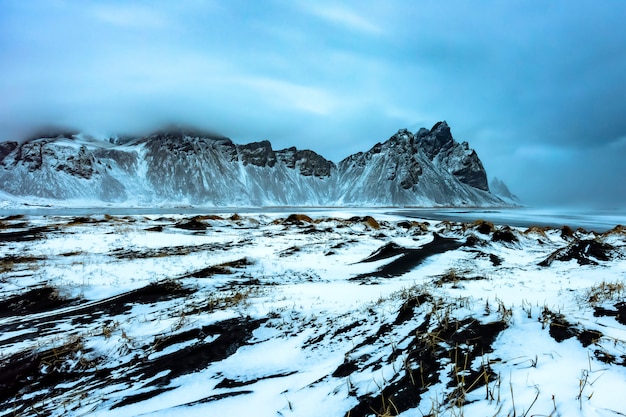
[0,255,42,273]
[396,220,429,233]
[285,213,314,224]
[587,280,626,305]
[603,224,626,236]
[65,216,99,226]
[195,214,226,221]
[523,225,549,237]
[561,225,575,239]
[472,219,495,235]
[363,216,380,230]
[206,287,255,312]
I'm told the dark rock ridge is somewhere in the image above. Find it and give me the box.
[0,122,507,206]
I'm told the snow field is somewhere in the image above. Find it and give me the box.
[0,210,625,416]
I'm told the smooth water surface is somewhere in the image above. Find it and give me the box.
[396,207,626,232]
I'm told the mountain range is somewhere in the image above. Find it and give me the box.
[0,121,514,207]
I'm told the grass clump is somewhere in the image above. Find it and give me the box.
[363,216,381,230]
[586,280,626,305]
[0,255,42,273]
[472,219,495,235]
[284,213,314,224]
[206,287,255,312]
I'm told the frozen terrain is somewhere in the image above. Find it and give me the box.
[1,209,625,416]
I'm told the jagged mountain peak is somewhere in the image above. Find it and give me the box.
[0,122,506,207]
[356,122,488,192]
[418,121,454,159]
[430,120,452,138]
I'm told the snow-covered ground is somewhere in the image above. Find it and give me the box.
[1,210,625,416]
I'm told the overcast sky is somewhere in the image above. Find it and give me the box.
[1,0,625,208]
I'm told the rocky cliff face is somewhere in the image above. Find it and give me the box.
[0,122,505,206]
[418,121,489,191]
[334,123,498,206]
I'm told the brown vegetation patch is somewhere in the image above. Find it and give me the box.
[524,225,549,237]
[202,288,257,312]
[399,220,430,232]
[0,220,30,230]
[561,225,575,239]
[0,254,44,273]
[282,213,314,225]
[472,219,495,235]
[346,215,381,229]
[587,280,625,304]
[195,214,226,221]
[603,224,626,236]
[436,220,462,233]
[432,270,487,287]
[111,242,224,259]
[362,216,380,229]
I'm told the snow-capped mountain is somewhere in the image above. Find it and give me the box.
[490,176,522,205]
[334,122,499,206]
[0,122,507,206]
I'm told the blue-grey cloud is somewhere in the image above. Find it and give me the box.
[1,0,625,207]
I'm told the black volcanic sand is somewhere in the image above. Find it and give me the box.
[0,278,266,415]
[0,314,266,415]
[342,300,507,417]
[0,280,193,337]
[352,233,465,279]
[539,239,616,266]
